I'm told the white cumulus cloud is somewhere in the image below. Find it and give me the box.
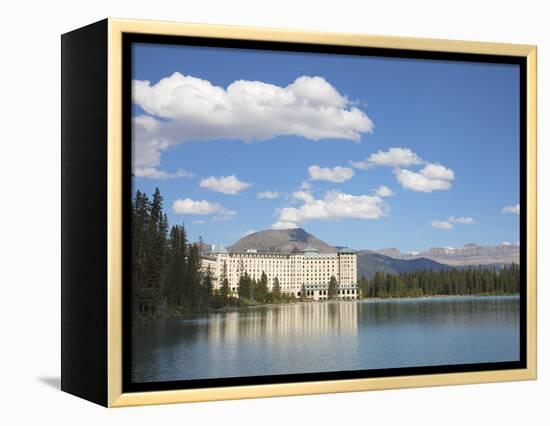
[132,73,374,170]
[172,199,222,215]
[373,185,394,197]
[420,163,455,181]
[200,175,251,195]
[293,191,315,203]
[241,229,257,237]
[349,160,371,170]
[278,190,388,224]
[299,181,312,190]
[308,165,354,183]
[502,204,520,215]
[257,191,280,199]
[431,220,453,230]
[132,115,167,169]
[134,167,193,180]
[394,163,454,193]
[350,148,455,194]
[448,216,475,224]
[212,209,237,222]
[351,148,423,170]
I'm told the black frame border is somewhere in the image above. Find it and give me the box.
[122,33,527,394]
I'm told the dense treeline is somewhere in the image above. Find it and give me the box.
[358,265,520,299]
[132,188,210,316]
[132,188,296,317]
[236,272,296,305]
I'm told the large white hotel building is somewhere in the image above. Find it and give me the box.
[201,245,359,300]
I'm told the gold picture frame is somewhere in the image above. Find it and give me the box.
[61,18,537,407]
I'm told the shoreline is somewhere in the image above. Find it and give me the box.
[134,293,520,321]
[226,293,520,310]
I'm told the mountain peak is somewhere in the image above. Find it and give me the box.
[229,228,335,253]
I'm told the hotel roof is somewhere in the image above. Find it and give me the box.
[338,247,356,254]
[301,245,320,253]
[211,244,229,254]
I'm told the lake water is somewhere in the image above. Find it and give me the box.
[131,296,520,383]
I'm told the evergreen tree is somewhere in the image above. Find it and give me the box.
[372,271,385,298]
[164,224,187,311]
[219,261,230,305]
[220,277,230,305]
[200,266,214,311]
[300,284,307,302]
[133,188,168,315]
[358,276,369,299]
[328,275,338,299]
[271,277,282,302]
[256,272,269,303]
[250,278,258,301]
[185,243,202,310]
[131,190,150,315]
[146,188,168,314]
[238,272,251,300]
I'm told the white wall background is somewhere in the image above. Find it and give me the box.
[0,0,546,424]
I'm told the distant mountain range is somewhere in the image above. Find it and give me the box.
[373,243,519,266]
[219,228,519,279]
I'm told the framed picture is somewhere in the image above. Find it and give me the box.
[61,18,537,407]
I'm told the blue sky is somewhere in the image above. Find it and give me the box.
[131,42,520,252]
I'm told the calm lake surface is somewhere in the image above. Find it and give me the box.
[132,296,520,383]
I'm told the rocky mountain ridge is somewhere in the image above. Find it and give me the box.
[374,242,519,266]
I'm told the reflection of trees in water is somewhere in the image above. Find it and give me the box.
[355,297,520,328]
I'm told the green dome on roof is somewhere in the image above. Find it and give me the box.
[338,247,356,254]
[302,245,320,253]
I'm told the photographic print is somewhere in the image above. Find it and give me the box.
[127,38,524,389]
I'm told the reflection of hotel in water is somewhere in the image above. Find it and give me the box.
[206,302,359,344]
[201,245,359,300]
